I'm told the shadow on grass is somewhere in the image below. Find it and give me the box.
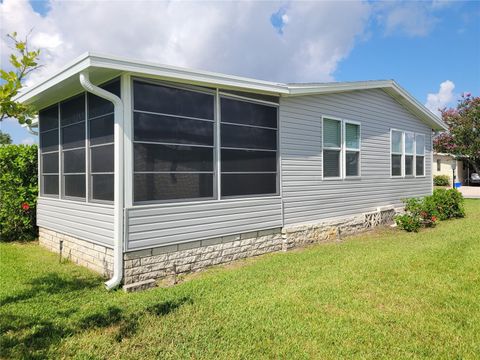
[0,273,99,306]
[0,278,193,358]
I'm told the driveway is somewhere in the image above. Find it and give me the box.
[458,186,480,199]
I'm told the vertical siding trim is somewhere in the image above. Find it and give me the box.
[215,89,221,199]
[278,102,285,227]
[122,74,133,208]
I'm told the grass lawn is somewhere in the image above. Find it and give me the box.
[1,200,479,359]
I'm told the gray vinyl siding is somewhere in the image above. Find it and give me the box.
[37,197,114,247]
[280,88,432,226]
[125,198,282,250]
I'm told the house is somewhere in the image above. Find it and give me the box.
[433,152,469,185]
[17,53,446,291]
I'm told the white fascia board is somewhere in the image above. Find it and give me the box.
[389,81,447,131]
[89,53,289,95]
[286,79,447,131]
[286,80,395,96]
[14,53,92,104]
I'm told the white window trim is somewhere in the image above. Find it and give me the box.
[415,133,426,177]
[404,131,415,177]
[344,119,361,179]
[391,129,427,178]
[321,116,361,180]
[391,129,404,178]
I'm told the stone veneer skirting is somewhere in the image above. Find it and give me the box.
[38,207,397,291]
[38,228,114,277]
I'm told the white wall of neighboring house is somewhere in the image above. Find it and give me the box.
[433,153,466,184]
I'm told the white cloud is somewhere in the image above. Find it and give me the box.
[425,80,455,115]
[375,2,441,37]
[21,137,35,145]
[0,0,371,86]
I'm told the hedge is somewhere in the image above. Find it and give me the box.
[0,144,38,241]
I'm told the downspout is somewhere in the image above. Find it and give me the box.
[79,71,124,290]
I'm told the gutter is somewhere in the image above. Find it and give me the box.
[79,71,124,290]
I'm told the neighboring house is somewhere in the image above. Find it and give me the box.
[17,53,446,291]
[433,152,469,185]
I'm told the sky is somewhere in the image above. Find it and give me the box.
[0,0,479,145]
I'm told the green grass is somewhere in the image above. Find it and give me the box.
[1,200,479,359]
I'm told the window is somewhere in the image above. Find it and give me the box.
[416,134,425,176]
[61,94,86,199]
[345,122,360,177]
[391,130,403,176]
[39,105,59,196]
[37,78,120,203]
[404,132,415,176]
[391,130,427,177]
[322,118,360,178]
[220,97,278,197]
[323,118,341,178]
[133,81,215,202]
[437,159,441,172]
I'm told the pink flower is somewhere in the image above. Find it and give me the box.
[21,202,30,211]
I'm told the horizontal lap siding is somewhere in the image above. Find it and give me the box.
[126,198,282,250]
[280,88,432,226]
[37,197,114,247]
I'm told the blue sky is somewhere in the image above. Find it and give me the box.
[1,0,479,144]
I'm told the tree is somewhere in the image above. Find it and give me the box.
[434,93,480,173]
[0,130,12,145]
[0,32,41,125]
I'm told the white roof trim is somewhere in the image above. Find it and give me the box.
[15,52,447,130]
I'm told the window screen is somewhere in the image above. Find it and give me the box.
[61,94,86,200]
[38,78,119,202]
[89,79,118,202]
[220,97,278,197]
[39,105,59,196]
[133,80,215,202]
[323,118,341,178]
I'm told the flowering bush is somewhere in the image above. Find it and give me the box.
[0,144,38,241]
[433,93,480,174]
[396,188,464,232]
[395,214,422,232]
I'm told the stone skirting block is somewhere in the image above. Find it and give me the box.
[38,227,113,277]
[39,207,401,291]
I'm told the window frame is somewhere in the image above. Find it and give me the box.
[390,129,405,178]
[131,79,217,205]
[390,129,427,178]
[37,77,120,205]
[218,93,280,199]
[404,131,415,177]
[415,133,426,177]
[60,93,87,202]
[39,104,60,198]
[321,116,361,180]
[343,120,361,179]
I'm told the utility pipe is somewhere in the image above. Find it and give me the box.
[79,71,124,290]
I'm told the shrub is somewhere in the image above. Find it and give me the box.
[403,197,439,228]
[395,213,422,232]
[396,188,465,232]
[431,188,465,220]
[0,144,38,241]
[434,175,450,186]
